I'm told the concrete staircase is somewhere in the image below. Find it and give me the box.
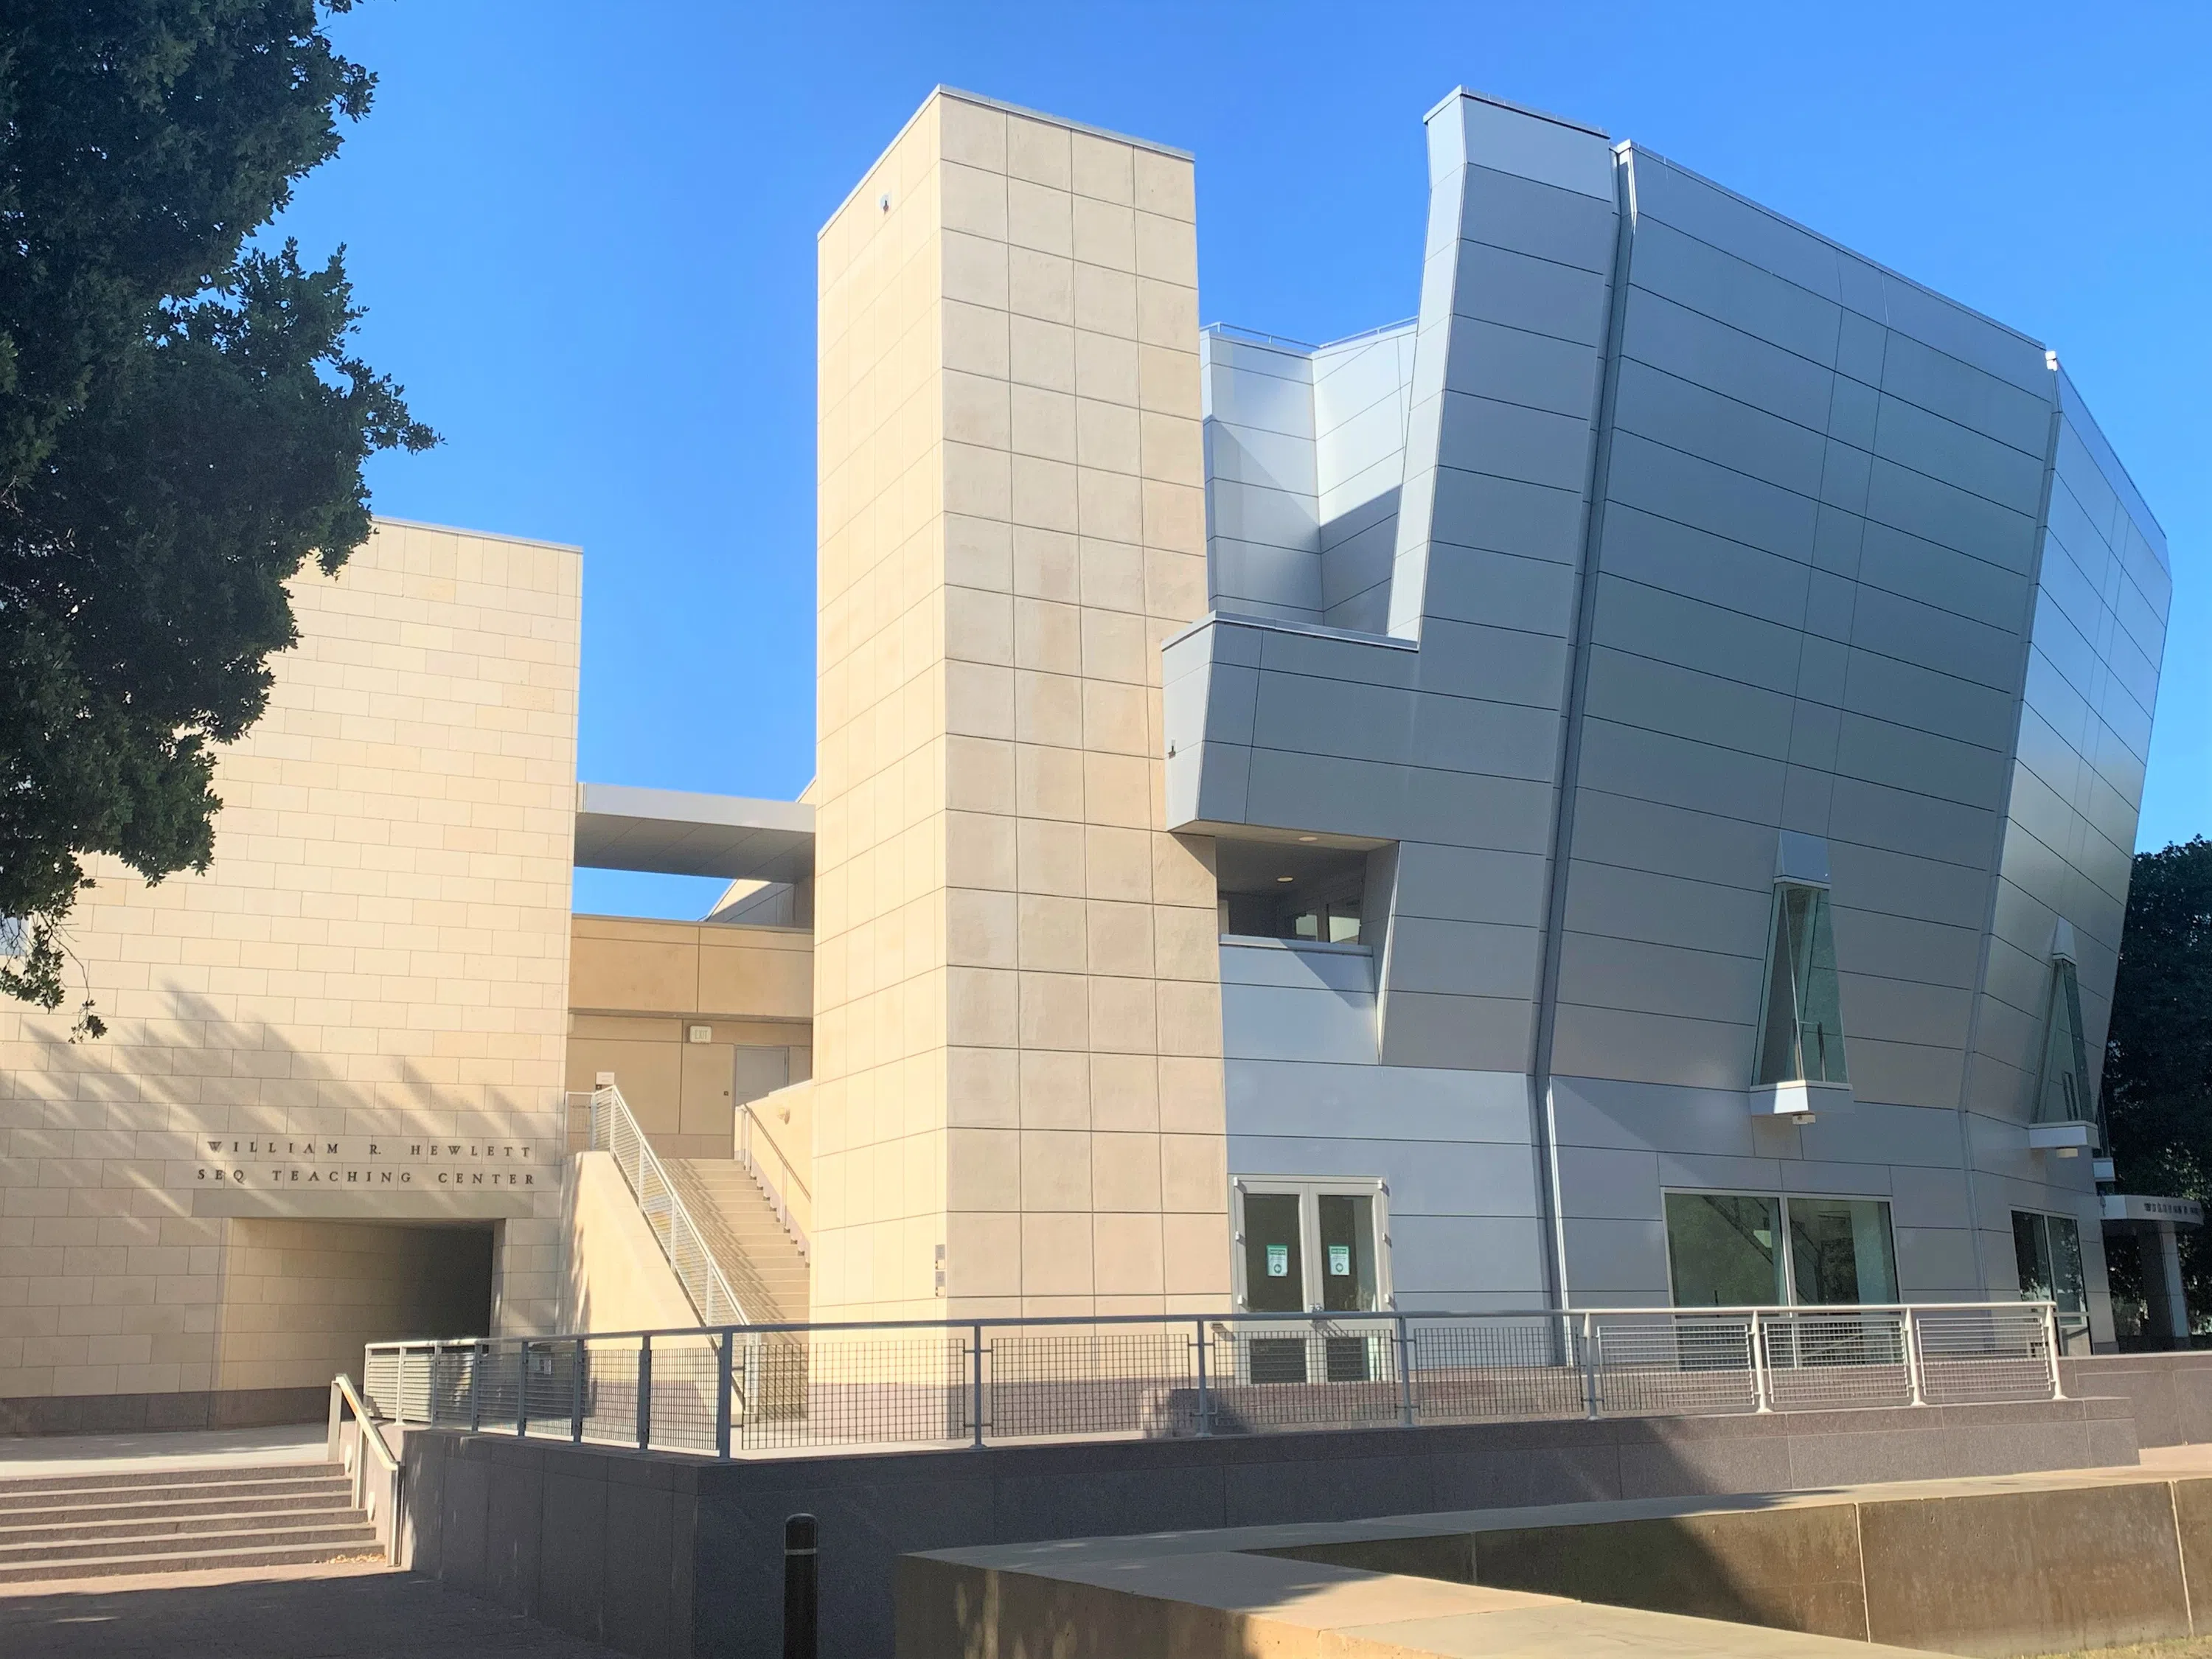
[0,1462,378,1585]
[664,1158,810,1326]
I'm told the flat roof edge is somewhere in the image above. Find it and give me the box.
[371,514,582,554]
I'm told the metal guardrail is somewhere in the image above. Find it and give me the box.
[585,1082,750,1329]
[737,1099,811,1259]
[361,1300,2067,1461]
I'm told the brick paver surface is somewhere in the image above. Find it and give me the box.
[0,1564,625,1657]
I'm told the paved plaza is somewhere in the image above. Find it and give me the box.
[0,1562,627,1658]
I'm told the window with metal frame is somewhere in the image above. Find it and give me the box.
[1664,1191,1898,1306]
[2012,1209,2087,1314]
[1752,883,1850,1087]
[2033,958,2097,1127]
[1231,1178,1391,1385]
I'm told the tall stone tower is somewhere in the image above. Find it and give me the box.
[810,89,1229,1321]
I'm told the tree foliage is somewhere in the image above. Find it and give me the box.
[2104,837,2212,1321]
[0,2,433,1032]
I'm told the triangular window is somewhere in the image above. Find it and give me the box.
[2034,957,2096,1126]
[1753,884,1848,1086]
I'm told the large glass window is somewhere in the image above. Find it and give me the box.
[2034,959,2096,1125]
[1788,1197,1899,1304]
[1753,884,1849,1086]
[2013,1210,2087,1313]
[1665,1193,1784,1305]
[1665,1191,1899,1306]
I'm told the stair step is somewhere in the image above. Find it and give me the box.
[0,1488,357,1528]
[0,1463,340,1501]
[0,1500,361,1547]
[0,1518,375,1568]
[0,1537,383,1586]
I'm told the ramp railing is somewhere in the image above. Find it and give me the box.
[359,1298,2066,1461]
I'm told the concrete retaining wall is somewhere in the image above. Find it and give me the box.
[400,1394,2138,1658]
[2063,1351,2212,1446]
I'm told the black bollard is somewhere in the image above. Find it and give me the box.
[782,1512,818,1659]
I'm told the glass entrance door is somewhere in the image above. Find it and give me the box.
[1234,1181,1389,1383]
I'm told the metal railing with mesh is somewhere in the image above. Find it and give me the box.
[358,1300,2067,1461]
[587,1083,749,1329]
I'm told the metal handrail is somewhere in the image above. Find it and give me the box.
[333,1374,400,1472]
[588,1082,751,1328]
[737,1100,811,1259]
[365,1299,2068,1460]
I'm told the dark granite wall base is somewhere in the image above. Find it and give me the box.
[403,1394,2138,1659]
[2064,1352,2212,1447]
[0,1385,326,1438]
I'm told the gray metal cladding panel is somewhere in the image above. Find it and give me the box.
[1427,465,1590,564]
[1455,95,1616,198]
[1550,1074,1764,1157]
[1872,394,2048,515]
[1443,314,1605,416]
[1603,429,1820,561]
[1877,330,2053,456]
[1220,939,1377,995]
[1252,625,1420,690]
[1408,694,1563,782]
[1568,717,1787,823]
[1377,989,1537,1072]
[1555,1144,1663,1220]
[1409,618,1573,709]
[1609,358,1828,497]
[1837,651,2019,751]
[1854,521,2033,633]
[1230,1134,1543,1219]
[1456,159,1619,269]
[1847,584,2025,692]
[1863,456,2040,573]
[1385,916,1545,1001]
[1210,538,1323,616]
[1874,273,2049,397]
[1565,788,1776,893]
[1826,381,1879,453]
[1418,545,1579,636]
[1826,777,1998,870]
[1596,504,1815,630]
[1589,577,1804,695]
[1823,841,1989,930]
[1894,1228,1983,1297]
[1248,672,1421,767]
[1834,309,1885,386]
[1393,841,1553,928]
[1210,474,1321,548]
[1775,1160,1895,1197]
[1798,1101,1965,1169]
[1841,1034,1965,1110]
[1618,287,1833,430]
[1222,979,1377,1065]
[1210,419,1324,494]
[1559,858,1773,957]
[1548,1003,1752,1090]
[1829,903,1988,992]
[1833,971,1973,1051]
[1562,1217,1672,1300]
[1450,240,1610,346]
[1554,931,1764,1026]
[1831,712,2008,811]
[1630,153,1841,299]
[1224,1057,1534,1144]
[1433,393,1597,492]
[1626,217,1843,364]
[1579,647,1797,762]
[1390,1214,1551,1297]
[1888,1163,1972,1226]
[1654,1150,1783,1192]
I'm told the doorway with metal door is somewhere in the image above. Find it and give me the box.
[1231,1179,1390,1383]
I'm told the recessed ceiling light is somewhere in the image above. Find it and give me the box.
[1276,874,1294,883]
[1297,835,1317,843]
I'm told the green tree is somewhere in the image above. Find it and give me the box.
[0,2,433,1034]
[2104,837,2212,1323]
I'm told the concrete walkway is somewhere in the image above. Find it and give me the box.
[0,1563,631,1656]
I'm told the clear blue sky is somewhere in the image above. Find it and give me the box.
[274,2,2208,919]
